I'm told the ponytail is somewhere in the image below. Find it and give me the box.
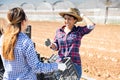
[2,23,20,61]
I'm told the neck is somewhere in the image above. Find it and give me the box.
[64,25,73,34]
[66,25,73,30]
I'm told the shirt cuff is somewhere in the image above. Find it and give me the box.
[87,25,95,29]
[52,43,58,50]
[52,62,58,71]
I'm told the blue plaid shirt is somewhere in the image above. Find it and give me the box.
[54,25,94,66]
[0,32,58,80]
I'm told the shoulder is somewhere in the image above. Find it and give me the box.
[17,33,33,47]
[72,25,87,31]
[56,25,65,32]
[77,25,87,28]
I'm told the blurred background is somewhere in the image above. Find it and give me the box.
[0,0,120,80]
[0,0,120,24]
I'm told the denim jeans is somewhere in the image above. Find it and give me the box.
[74,63,82,80]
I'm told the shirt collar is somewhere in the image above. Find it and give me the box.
[60,25,77,33]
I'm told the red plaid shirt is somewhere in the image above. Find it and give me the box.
[54,25,93,65]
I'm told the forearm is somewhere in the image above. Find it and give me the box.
[81,14,95,29]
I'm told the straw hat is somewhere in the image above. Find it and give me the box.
[59,8,83,22]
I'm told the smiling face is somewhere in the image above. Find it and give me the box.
[63,14,77,29]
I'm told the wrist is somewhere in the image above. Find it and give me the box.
[80,13,85,18]
[50,43,57,50]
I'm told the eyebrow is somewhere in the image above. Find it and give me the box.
[64,14,77,20]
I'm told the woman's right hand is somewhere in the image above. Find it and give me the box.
[50,43,57,50]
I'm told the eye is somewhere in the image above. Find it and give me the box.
[64,17,67,20]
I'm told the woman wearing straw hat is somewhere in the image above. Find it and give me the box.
[50,8,95,79]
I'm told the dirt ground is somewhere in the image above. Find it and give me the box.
[29,21,120,80]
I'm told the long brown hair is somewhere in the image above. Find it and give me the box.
[2,7,26,61]
[0,18,7,36]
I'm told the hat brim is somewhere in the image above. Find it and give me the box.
[59,12,83,22]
